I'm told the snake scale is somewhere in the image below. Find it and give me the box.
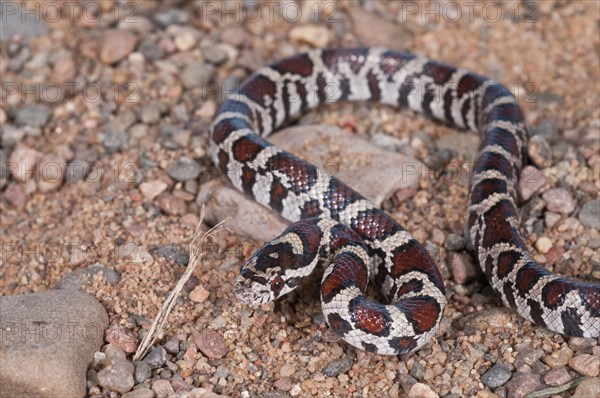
[209,48,600,355]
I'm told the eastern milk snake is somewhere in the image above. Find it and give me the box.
[209,48,600,355]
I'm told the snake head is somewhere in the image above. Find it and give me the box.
[234,224,322,305]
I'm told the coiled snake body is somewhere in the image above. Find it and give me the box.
[210,48,600,355]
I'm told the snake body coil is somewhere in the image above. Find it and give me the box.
[210,48,600,355]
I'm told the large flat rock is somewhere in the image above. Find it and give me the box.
[197,125,421,242]
[0,290,109,398]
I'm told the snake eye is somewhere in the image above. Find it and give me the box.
[271,276,285,293]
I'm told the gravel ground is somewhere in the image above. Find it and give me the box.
[1,1,599,398]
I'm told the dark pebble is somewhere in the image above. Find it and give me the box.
[156,244,189,265]
[143,346,167,370]
[164,337,180,355]
[15,104,52,127]
[137,39,164,61]
[153,8,188,27]
[481,363,512,389]
[166,157,201,181]
[323,356,353,377]
[444,233,466,251]
[133,361,152,384]
[103,130,129,153]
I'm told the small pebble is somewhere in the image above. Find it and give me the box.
[408,383,439,398]
[444,233,466,251]
[323,356,353,377]
[568,354,599,377]
[527,135,552,168]
[156,244,189,265]
[103,130,129,153]
[166,157,201,181]
[164,337,180,355]
[175,31,197,51]
[180,61,214,89]
[152,379,175,398]
[122,386,156,398]
[518,165,545,201]
[15,104,52,127]
[133,360,152,384]
[289,25,330,48]
[195,329,228,359]
[144,346,167,369]
[97,359,135,394]
[481,363,512,389]
[9,145,42,182]
[100,29,138,64]
[578,199,600,230]
[189,285,210,303]
[103,344,126,365]
[3,183,27,210]
[543,366,571,386]
[542,188,575,215]
[503,372,544,398]
[153,8,187,27]
[568,336,596,353]
[203,45,228,64]
[544,212,561,228]
[105,327,139,354]
[535,236,552,254]
[447,252,479,284]
[36,154,66,192]
[139,180,168,201]
[544,346,574,368]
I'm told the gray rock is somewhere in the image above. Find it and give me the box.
[153,9,188,27]
[197,125,422,242]
[181,61,214,89]
[54,263,120,291]
[156,244,189,265]
[97,359,135,393]
[140,102,164,125]
[0,3,48,41]
[103,130,129,153]
[530,122,558,142]
[138,38,164,61]
[203,45,228,65]
[167,157,201,181]
[164,337,180,354]
[444,233,466,251]
[323,356,353,377]
[103,344,127,365]
[481,363,512,389]
[144,346,167,369]
[579,199,600,230]
[134,360,152,384]
[0,290,108,398]
[514,349,544,368]
[1,124,25,147]
[15,104,52,127]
